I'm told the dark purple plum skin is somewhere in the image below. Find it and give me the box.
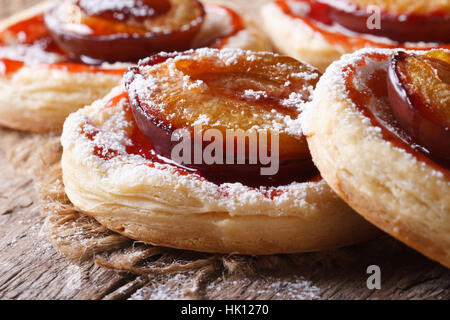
[44,2,204,63]
[387,51,450,160]
[326,2,450,43]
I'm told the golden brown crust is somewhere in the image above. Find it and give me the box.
[303,49,450,267]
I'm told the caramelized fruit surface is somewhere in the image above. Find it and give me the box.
[387,50,450,160]
[44,0,205,62]
[126,50,320,160]
[125,50,321,186]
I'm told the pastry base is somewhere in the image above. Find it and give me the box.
[63,147,378,255]
[0,67,122,132]
[303,49,450,267]
[261,2,448,71]
[261,3,345,71]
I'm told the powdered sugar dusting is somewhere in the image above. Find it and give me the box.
[128,272,321,300]
[302,47,450,181]
[77,0,153,18]
[282,91,309,108]
[303,48,399,136]
[62,79,331,218]
[205,275,321,300]
[243,89,268,99]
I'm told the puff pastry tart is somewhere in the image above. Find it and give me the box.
[303,48,450,266]
[262,0,450,71]
[0,0,267,132]
[61,48,377,255]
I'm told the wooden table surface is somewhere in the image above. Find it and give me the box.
[0,0,448,300]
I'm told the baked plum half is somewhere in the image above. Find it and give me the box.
[44,0,205,63]
[320,0,450,43]
[387,50,450,160]
[125,49,321,186]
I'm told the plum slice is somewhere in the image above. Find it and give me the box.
[44,0,205,63]
[387,50,450,160]
[125,50,321,186]
[320,0,450,43]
